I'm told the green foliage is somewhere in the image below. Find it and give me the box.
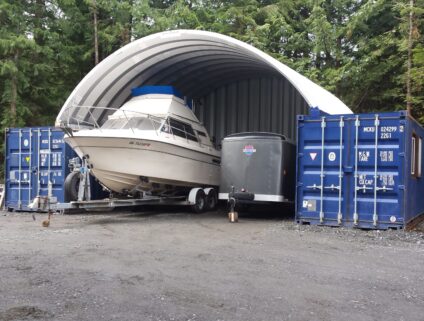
[1,0,424,180]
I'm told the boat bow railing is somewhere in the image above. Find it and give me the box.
[59,105,202,145]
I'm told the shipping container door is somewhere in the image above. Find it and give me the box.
[297,116,347,225]
[5,127,77,211]
[6,129,34,210]
[348,115,404,228]
[49,130,67,200]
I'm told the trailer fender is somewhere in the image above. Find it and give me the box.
[203,187,213,196]
[188,188,203,205]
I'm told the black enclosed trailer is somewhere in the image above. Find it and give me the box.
[218,132,296,206]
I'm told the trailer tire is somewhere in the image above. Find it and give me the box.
[205,188,217,211]
[191,189,206,213]
[65,171,80,202]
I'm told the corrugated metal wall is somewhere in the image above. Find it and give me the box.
[194,77,309,144]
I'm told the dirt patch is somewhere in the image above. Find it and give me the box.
[0,306,52,321]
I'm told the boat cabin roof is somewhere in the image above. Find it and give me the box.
[112,94,199,124]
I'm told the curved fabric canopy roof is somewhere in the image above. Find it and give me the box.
[56,29,352,126]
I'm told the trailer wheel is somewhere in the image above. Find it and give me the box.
[65,171,80,202]
[191,189,206,213]
[205,188,217,211]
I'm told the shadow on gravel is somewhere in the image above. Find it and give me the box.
[78,201,296,227]
[234,203,295,221]
[84,204,225,226]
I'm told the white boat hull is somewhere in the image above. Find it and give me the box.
[65,135,220,193]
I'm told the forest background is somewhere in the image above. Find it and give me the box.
[0,0,423,177]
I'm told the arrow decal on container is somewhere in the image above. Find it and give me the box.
[310,152,317,161]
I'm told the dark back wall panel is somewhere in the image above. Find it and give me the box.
[195,77,309,144]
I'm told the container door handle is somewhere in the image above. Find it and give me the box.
[355,185,373,193]
[306,184,323,190]
[324,184,341,191]
[375,186,393,192]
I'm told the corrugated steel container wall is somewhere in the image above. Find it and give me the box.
[5,127,77,211]
[195,77,309,144]
[296,111,424,229]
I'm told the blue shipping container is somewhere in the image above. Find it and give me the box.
[296,111,424,229]
[4,127,106,211]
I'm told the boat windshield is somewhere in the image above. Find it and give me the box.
[101,117,158,130]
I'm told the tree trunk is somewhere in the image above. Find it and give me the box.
[123,0,133,44]
[34,0,45,45]
[10,52,19,127]
[93,0,99,65]
[406,0,414,114]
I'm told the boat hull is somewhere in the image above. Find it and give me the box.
[65,135,220,193]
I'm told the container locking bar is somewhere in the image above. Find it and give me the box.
[353,116,360,225]
[37,129,41,196]
[319,117,326,223]
[337,116,344,224]
[18,129,22,209]
[373,115,380,226]
[48,128,52,188]
[29,129,32,207]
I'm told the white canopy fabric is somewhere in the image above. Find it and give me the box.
[56,29,352,126]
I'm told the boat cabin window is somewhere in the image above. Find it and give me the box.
[102,118,127,129]
[167,118,198,142]
[196,130,212,147]
[123,117,155,131]
[102,117,156,131]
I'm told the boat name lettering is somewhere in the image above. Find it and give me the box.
[129,141,151,147]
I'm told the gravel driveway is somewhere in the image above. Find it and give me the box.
[0,208,423,321]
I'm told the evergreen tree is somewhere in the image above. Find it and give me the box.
[1,0,423,179]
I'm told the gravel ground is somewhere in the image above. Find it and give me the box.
[0,207,423,321]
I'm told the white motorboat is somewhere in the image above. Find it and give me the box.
[61,86,221,195]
